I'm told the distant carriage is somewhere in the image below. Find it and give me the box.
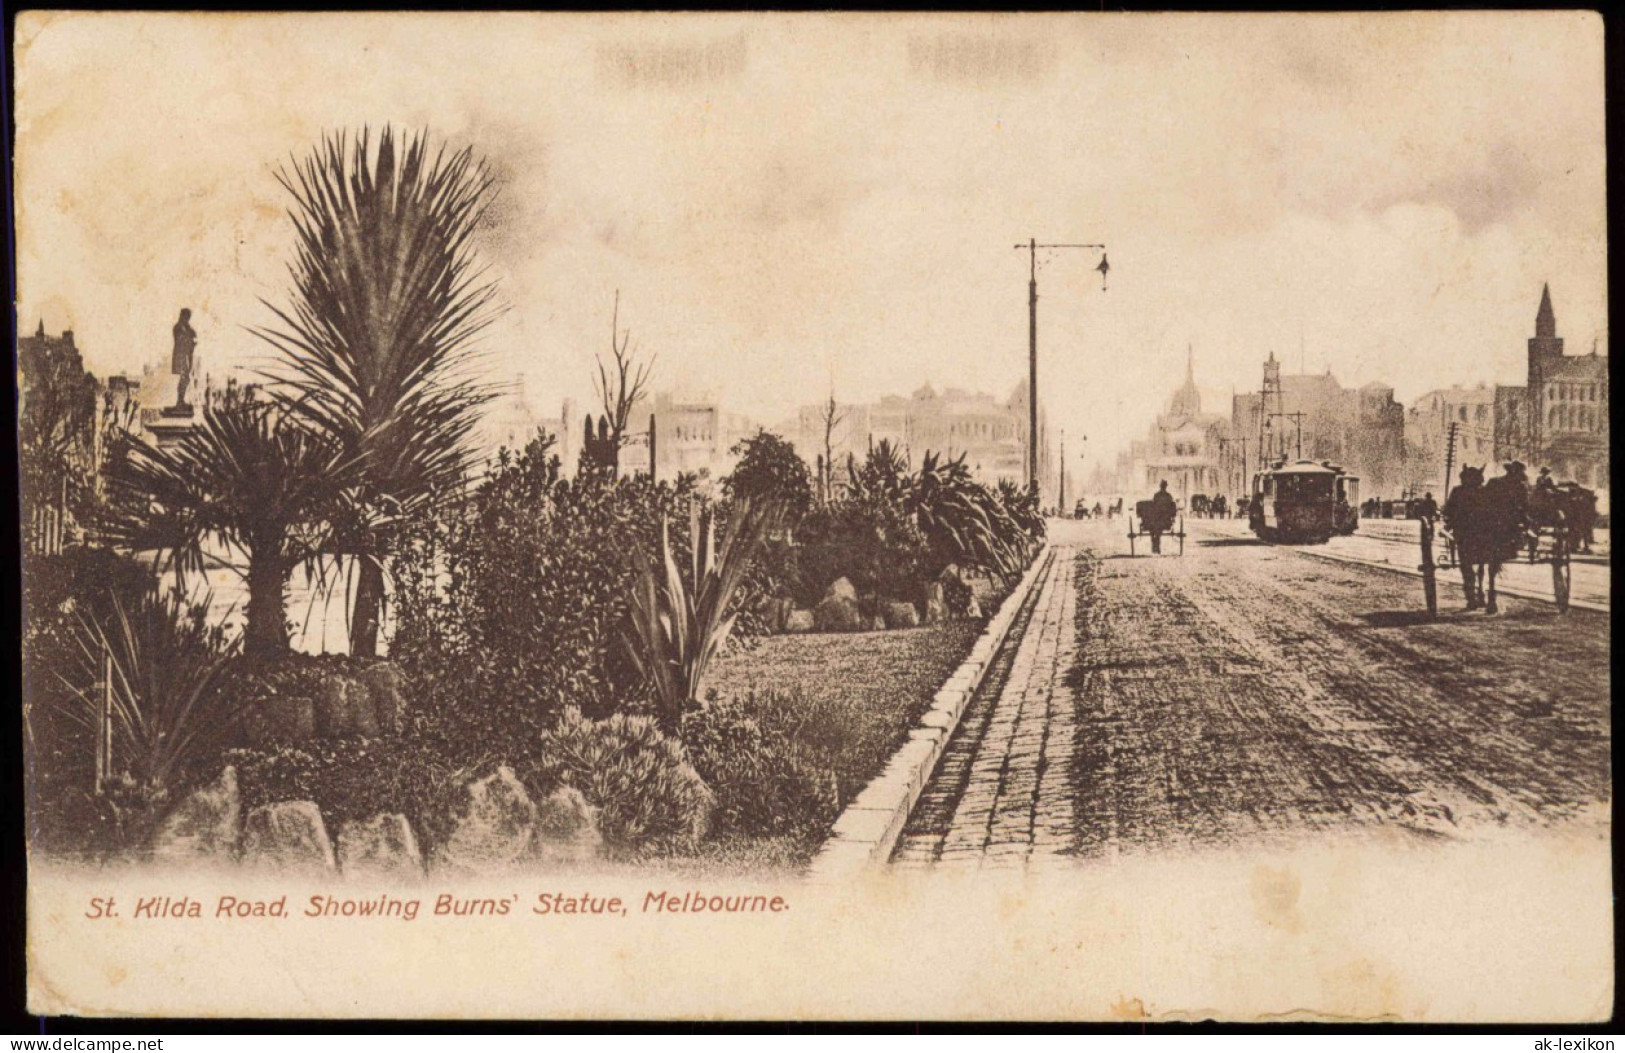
[1127,497,1185,556]
[1248,460,1360,543]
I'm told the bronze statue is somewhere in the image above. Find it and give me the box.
[171,308,197,409]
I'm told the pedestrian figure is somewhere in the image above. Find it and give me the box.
[1147,480,1177,554]
[1414,490,1439,523]
[1092,501,1104,519]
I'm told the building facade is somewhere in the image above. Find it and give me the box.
[646,390,760,483]
[1131,348,1229,504]
[792,380,1050,497]
[1231,354,1406,498]
[1493,285,1608,491]
[1405,384,1497,493]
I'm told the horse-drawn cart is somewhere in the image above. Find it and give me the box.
[1128,500,1185,557]
[1426,511,1574,614]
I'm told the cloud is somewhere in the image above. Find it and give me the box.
[12,12,1606,480]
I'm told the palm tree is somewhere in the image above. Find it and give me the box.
[254,127,501,658]
[100,392,352,660]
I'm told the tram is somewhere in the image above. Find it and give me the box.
[1248,459,1360,543]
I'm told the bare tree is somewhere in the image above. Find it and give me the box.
[594,290,656,452]
[818,389,845,505]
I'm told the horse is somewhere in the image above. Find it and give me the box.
[1453,466,1529,614]
[1191,494,1210,519]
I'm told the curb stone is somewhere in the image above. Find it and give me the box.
[805,545,1056,881]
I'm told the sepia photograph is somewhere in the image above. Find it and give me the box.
[13,10,1611,1023]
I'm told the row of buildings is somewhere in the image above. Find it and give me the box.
[483,377,1059,497]
[787,380,1056,498]
[24,317,1058,508]
[1117,285,1609,506]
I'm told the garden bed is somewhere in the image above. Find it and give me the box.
[656,616,985,874]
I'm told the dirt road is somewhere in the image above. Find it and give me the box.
[894,518,1611,866]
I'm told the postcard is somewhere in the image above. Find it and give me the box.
[16,11,1610,1021]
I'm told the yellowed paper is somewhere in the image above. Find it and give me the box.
[17,11,1610,1022]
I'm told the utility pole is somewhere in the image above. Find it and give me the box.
[1266,411,1305,460]
[1059,429,1066,510]
[1443,420,1459,502]
[1016,238,1109,499]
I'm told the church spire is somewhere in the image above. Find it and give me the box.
[1536,283,1556,339]
[1169,344,1201,418]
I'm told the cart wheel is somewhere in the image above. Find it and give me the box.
[1552,531,1572,613]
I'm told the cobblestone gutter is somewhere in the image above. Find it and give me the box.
[803,545,1056,880]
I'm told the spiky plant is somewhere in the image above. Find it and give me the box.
[254,126,502,658]
[910,451,1023,582]
[846,438,910,505]
[100,393,353,660]
[55,589,241,842]
[624,497,782,737]
[996,477,1047,556]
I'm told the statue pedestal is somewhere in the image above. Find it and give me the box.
[147,405,198,449]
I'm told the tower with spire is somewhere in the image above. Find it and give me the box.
[1167,344,1202,420]
[1496,282,1609,489]
[1529,282,1565,380]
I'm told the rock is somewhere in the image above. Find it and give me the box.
[243,695,316,748]
[785,609,815,633]
[242,801,336,873]
[356,663,406,736]
[761,596,794,634]
[336,813,423,880]
[813,593,865,632]
[824,576,858,602]
[923,582,949,625]
[317,675,379,739]
[883,601,921,629]
[436,766,537,874]
[532,787,603,865]
[150,766,241,862]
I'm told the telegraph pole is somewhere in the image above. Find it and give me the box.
[1059,429,1066,510]
[1443,421,1459,502]
[1017,238,1109,498]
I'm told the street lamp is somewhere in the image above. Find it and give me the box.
[1015,238,1109,499]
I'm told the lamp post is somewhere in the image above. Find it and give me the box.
[1016,238,1109,499]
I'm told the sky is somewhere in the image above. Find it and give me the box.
[14,12,1607,474]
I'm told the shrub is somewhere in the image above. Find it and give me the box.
[533,707,712,852]
[723,431,812,527]
[910,451,1023,583]
[220,716,470,855]
[682,697,838,841]
[791,497,928,607]
[995,478,1047,554]
[389,430,699,739]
